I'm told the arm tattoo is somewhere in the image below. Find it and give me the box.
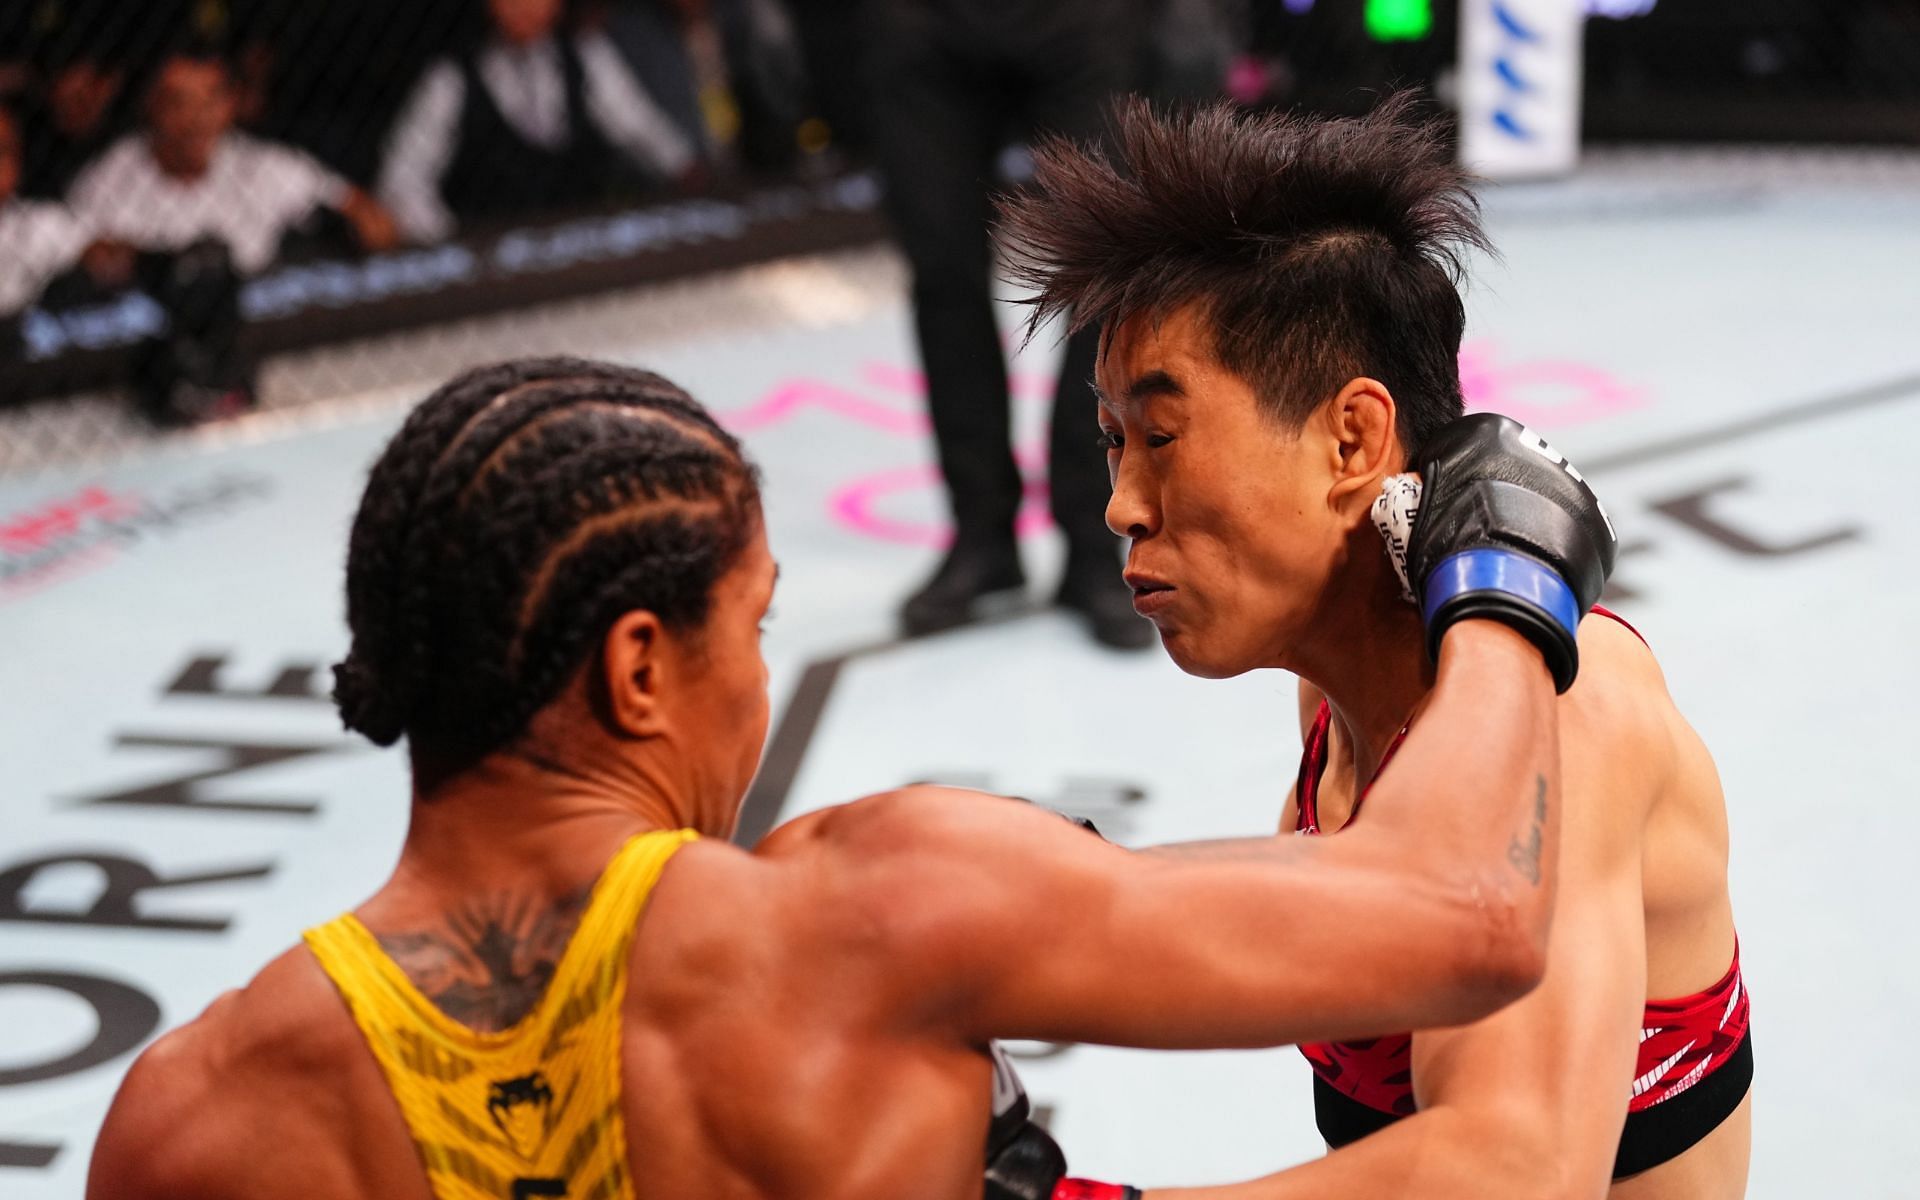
[1506,774,1549,887]
[1139,837,1312,866]
[376,886,593,1032]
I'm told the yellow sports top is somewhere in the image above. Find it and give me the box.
[305,829,697,1200]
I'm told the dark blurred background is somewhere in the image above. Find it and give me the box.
[1,0,1915,429]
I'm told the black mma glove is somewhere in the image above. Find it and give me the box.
[985,1043,1066,1200]
[983,1044,1140,1200]
[985,1118,1069,1200]
[1406,414,1618,693]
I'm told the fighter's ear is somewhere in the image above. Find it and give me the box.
[1325,377,1399,504]
[601,609,667,737]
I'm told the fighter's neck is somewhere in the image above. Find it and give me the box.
[1294,585,1435,790]
[375,750,701,918]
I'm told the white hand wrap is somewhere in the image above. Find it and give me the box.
[1372,473,1423,606]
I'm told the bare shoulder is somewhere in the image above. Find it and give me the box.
[89,945,376,1199]
[743,788,1119,1005]
[756,785,1068,863]
[644,791,1032,965]
[88,999,227,1199]
[1559,613,1686,836]
[802,785,1126,925]
[751,787,1078,923]
[1568,613,1680,741]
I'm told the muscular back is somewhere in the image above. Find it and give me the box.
[613,834,994,1199]
[1632,648,1737,1002]
[1544,614,1747,1198]
[91,948,437,1200]
[90,824,1001,1200]
[1568,614,1737,1004]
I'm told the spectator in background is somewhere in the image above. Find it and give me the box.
[67,41,397,275]
[0,105,92,316]
[11,0,162,199]
[18,46,134,201]
[867,0,1150,650]
[378,0,699,245]
[600,0,810,179]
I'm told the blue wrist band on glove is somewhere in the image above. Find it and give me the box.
[1422,549,1581,643]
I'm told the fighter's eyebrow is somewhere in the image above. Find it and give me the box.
[1125,369,1185,405]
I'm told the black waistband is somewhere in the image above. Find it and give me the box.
[1311,1028,1752,1181]
[1615,1030,1753,1178]
[1312,1074,1402,1150]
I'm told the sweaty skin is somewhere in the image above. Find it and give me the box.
[1090,307,1747,1200]
[90,516,1566,1200]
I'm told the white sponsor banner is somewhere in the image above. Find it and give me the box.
[1459,0,1585,178]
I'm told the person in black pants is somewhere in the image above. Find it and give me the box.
[866,0,1151,650]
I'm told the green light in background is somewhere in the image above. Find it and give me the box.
[1366,0,1434,41]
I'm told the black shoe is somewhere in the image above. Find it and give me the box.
[1056,558,1156,651]
[900,543,1027,637]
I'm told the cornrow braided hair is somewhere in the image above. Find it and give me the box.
[333,357,762,770]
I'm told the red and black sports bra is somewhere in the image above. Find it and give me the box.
[1293,607,1753,1179]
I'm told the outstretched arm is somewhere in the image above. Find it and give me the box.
[1143,860,1643,1200]
[783,617,1561,1052]
[1141,627,1669,1200]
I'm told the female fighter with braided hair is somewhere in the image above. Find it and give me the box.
[89,355,1608,1200]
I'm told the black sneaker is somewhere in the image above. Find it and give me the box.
[899,542,1027,637]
